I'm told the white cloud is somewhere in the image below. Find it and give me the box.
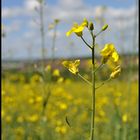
[24,0,40,10]
[4,20,22,33]
[2,7,24,18]
[58,0,84,9]
[2,0,138,60]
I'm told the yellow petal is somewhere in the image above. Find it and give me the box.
[112,51,119,62]
[74,60,80,66]
[110,66,121,79]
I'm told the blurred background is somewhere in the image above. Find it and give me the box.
[2,0,139,140]
[2,0,138,60]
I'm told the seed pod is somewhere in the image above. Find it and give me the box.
[88,22,94,30]
[102,24,108,31]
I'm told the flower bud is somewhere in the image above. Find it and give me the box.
[88,22,94,30]
[83,18,88,27]
[102,24,108,31]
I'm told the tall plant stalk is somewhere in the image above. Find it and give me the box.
[39,0,45,71]
[62,18,121,140]
[37,0,52,116]
[51,22,57,63]
[90,31,96,140]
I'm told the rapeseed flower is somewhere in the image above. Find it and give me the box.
[110,65,121,79]
[122,114,128,123]
[62,60,80,75]
[59,103,67,110]
[27,114,39,123]
[101,43,119,63]
[52,69,60,77]
[66,18,88,37]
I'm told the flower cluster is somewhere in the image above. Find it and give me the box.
[62,60,80,75]
[66,18,88,37]
[63,18,121,79]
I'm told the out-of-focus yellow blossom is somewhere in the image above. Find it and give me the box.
[35,96,43,103]
[28,98,35,104]
[60,126,67,134]
[5,116,12,123]
[2,90,5,95]
[27,136,33,140]
[65,94,73,100]
[57,77,64,83]
[56,120,62,126]
[52,69,60,77]
[17,116,24,123]
[27,114,39,123]
[30,74,42,83]
[100,43,119,63]
[66,18,88,37]
[5,96,14,103]
[62,60,80,75]
[110,65,121,79]
[14,127,25,136]
[98,110,106,117]
[122,114,128,123]
[59,103,67,110]
[2,110,5,118]
[45,65,51,72]
[114,97,121,106]
[55,126,67,134]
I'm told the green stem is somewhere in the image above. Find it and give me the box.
[81,36,92,50]
[77,73,92,86]
[94,30,103,38]
[90,31,95,140]
[95,78,111,90]
[51,23,57,63]
[93,63,104,73]
[39,1,45,71]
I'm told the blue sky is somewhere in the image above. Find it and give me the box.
[2,0,135,8]
[2,0,138,60]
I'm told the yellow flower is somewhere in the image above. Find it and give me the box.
[122,114,128,123]
[59,103,67,110]
[66,18,88,37]
[27,114,39,123]
[52,69,60,77]
[110,65,121,79]
[45,65,51,72]
[17,116,24,123]
[100,43,119,63]
[62,60,80,75]
[57,77,64,83]
[5,115,12,123]
[14,127,25,136]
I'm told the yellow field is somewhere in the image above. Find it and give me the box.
[2,72,138,140]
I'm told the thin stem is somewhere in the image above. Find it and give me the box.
[94,30,103,38]
[90,31,95,140]
[39,1,46,70]
[51,23,57,63]
[77,73,92,86]
[81,36,92,50]
[93,63,104,73]
[95,78,111,90]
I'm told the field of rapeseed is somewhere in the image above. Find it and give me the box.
[2,62,138,140]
